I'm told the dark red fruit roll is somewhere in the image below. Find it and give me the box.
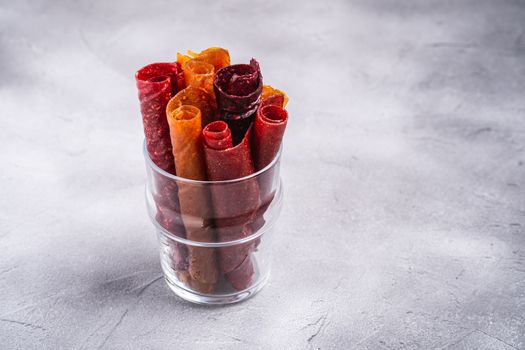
[202,121,261,290]
[136,62,187,270]
[213,59,263,144]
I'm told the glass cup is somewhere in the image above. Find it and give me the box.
[143,142,283,305]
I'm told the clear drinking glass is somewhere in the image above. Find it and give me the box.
[143,142,283,305]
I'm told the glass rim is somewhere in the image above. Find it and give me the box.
[143,139,282,184]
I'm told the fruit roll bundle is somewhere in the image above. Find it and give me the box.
[136,62,188,272]
[213,59,263,144]
[202,121,260,290]
[167,104,219,293]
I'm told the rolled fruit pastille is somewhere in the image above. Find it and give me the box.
[136,62,182,173]
[254,88,289,199]
[177,47,231,72]
[214,59,263,145]
[135,62,188,273]
[202,121,261,290]
[167,86,217,127]
[253,104,288,170]
[167,105,219,293]
[183,59,215,94]
[180,58,218,125]
[250,103,288,235]
[174,47,228,128]
[261,85,289,109]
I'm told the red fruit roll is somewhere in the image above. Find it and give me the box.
[136,62,184,173]
[253,104,288,170]
[213,59,263,145]
[248,104,288,240]
[136,62,188,272]
[202,121,260,290]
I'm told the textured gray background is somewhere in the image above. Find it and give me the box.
[1,0,525,349]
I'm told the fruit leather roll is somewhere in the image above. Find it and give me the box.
[250,103,288,235]
[213,59,263,144]
[261,85,289,108]
[178,47,230,72]
[136,62,183,173]
[202,121,261,290]
[136,62,187,271]
[253,104,288,170]
[167,86,217,127]
[167,105,219,293]
[183,59,215,94]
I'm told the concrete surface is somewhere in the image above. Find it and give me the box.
[1,0,524,349]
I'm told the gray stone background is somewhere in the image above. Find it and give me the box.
[1,0,524,349]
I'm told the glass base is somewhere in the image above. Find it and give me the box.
[163,272,269,305]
